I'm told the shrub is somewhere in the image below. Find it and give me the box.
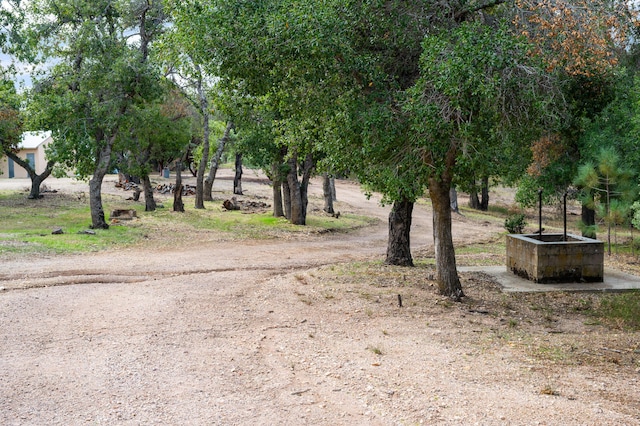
[505,213,527,234]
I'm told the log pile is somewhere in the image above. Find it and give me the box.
[155,183,196,196]
[222,196,270,212]
[110,209,137,220]
[114,179,196,197]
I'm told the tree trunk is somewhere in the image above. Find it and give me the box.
[173,159,185,212]
[234,152,243,195]
[429,174,463,301]
[287,153,305,225]
[322,172,334,214]
[282,178,291,220]
[195,70,209,209]
[204,121,233,201]
[480,175,489,211]
[581,203,597,239]
[300,153,314,220]
[89,142,112,229]
[132,187,142,201]
[469,188,480,210]
[330,177,336,201]
[5,151,54,199]
[450,186,459,213]
[272,177,284,217]
[271,159,285,217]
[142,175,156,212]
[385,198,414,266]
[272,148,287,217]
[28,172,47,199]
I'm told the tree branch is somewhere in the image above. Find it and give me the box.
[454,0,508,22]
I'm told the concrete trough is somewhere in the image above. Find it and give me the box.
[506,233,604,283]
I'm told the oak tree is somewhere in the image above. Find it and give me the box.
[23,0,166,228]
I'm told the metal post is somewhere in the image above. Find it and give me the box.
[563,192,568,241]
[538,189,543,236]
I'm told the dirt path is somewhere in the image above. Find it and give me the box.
[1,172,638,425]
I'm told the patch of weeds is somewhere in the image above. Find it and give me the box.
[536,345,567,362]
[368,346,383,355]
[488,204,510,216]
[294,290,312,305]
[499,295,514,310]
[596,291,640,330]
[436,298,453,308]
[540,385,560,396]
[573,296,595,313]
[359,291,373,301]
[508,319,519,328]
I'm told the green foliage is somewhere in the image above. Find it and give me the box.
[113,89,193,178]
[23,0,166,178]
[631,201,640,231]
[504,213,527,234]
[407,20,549,180]
[0,79,23,153]
[575,147,635,252]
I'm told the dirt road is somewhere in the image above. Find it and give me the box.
[1,173,638,425]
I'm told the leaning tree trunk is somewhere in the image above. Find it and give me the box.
[173,159,185,212]
[5,152,54,199]
[28,170,50,199]
[322,172,334,215]
[429,174,464,301]
[385,197,414,266]
[142,175,156,212]
[88,141,113,229]
[234,153,243,195]
[204,121,233,201]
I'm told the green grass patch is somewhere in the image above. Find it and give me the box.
[0,190,377,256]
[0,192,146,254]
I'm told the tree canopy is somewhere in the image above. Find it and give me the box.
[23,0,167,228]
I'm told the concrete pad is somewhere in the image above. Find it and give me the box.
[459,266,640,293]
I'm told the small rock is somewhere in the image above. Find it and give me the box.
[52,227,64,235]
[77,230,96,235]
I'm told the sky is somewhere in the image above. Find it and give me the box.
[0,51,33,88]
